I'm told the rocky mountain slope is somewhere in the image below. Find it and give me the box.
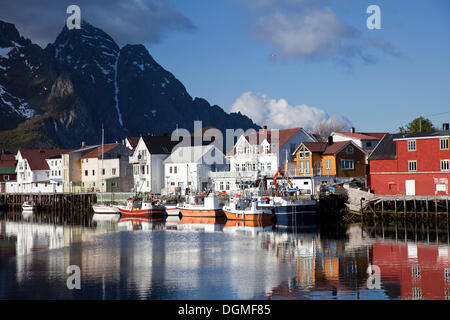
[0,20,258,152]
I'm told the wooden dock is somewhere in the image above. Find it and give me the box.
[0,193,97,216]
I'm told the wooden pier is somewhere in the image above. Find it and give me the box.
[0,193,97,217]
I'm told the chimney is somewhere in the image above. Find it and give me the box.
[350,127,355,133]
[443,123,449,131]
[81,141,86,148]
[328,136,333,145]
[262,125,267,134]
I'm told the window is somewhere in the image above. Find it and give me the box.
[267,163,272,171]
[85,170,88,176]
[441,138,449,150]
[264,145,269,153]
[241,164,246,172]
[299,161,304,173]
[260,163,265,171]
[325,160,331,170]
[220,182,224,191]
[408,140,416,151]
[412,265,421,278]
[347,146,354,154]
[441,160,450,171]
[366,142,372,148]
[252,164,256,171]
[102,169,105,175]
[305,160,310,174]
[112,168,117,175]
[92,170,95,176]
[226,182,230,190]
[235,164,240,171]
[4,175,9,181]
[341,159,354,170]
[86,159,88,163]
[169,166,172,174]
[174,166,177,174]
[408,160,417,172]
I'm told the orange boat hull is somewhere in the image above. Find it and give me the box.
[223,209,274,223]
[180,216,227,224]
[178,208,225,218]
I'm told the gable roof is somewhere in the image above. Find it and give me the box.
[19,149,73,170]
[126,137,140,149]
[334,132,387,140]
[297,141,359,156]
[81,143,120,159]
[228,127,306,156]
[141,135,181,154]
[368,133,404,160]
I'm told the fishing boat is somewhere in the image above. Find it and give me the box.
[259,196,317,225]
[22,201,35,214]
[177,193,224,218]
[222,195,274,223]
[157,198,180,216]
[118,197,165,217]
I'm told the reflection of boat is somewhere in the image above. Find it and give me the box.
[22,211,34,220]
[177,216,226,232]
[118,197,165,217]
[93,212,120,222]
[22,201,35,213]
[223,196,274,223]
[223,219,273,235]
[177,194,224,218]
[117,217,163,231]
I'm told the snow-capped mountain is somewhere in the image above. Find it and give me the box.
[0,20,258,151]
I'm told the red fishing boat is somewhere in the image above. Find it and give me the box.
[118,197,165,217]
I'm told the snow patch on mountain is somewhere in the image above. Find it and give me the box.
[113,53,123,126]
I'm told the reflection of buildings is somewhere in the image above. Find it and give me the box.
[372,242,450,300]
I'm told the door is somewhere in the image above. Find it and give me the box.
[405,180,415,196]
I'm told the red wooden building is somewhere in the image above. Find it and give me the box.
[368,126,450,196]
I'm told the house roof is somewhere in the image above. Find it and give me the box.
[392,130,450,140]
[126,137,140,149]
[227,127,305,156]
[81,143,120,159]
[368,133,404,160]
[141,135,180,154]
[0,166,16,174]
[19,149,73,170]
[299,141,356,156]
[0,154,15,162]
[334,132,387,140]
[164,145,222,164]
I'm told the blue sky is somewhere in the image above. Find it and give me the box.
[144,0,450,132]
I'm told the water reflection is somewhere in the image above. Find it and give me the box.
[0,210,448,300]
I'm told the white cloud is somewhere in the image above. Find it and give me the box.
[242,1,399,64]
[230,91,351,131]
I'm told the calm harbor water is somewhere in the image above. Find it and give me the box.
[0,211,449,300]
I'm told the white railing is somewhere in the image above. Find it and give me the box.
[129,155,147,164]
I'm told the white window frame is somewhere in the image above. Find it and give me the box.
[347,146,354,154]
[325,159,331,170]
[341,159,354,170]
[408,140,416,151]
[408,160,417,172]
[441,159,450,171]
[440,138,449,150]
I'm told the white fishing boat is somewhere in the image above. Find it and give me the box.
[22,201,35,213]
[176,193,224,218]
[223,195,274,223]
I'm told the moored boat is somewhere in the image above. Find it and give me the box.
[223,196,274,223]
[22,201,35,213]
[92,203,121,214]
[177,194,224,218]
[118,197,165,217]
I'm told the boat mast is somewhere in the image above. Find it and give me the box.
[101,124,104,203]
